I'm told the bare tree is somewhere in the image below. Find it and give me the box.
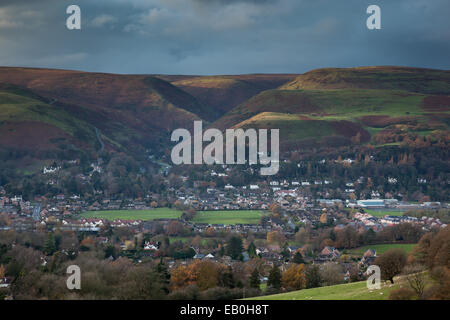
[404,264,426,298]
[320,262,344,286]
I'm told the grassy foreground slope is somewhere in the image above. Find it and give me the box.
[247,280,402,300]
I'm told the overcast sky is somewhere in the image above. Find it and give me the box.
[0,0,449,75]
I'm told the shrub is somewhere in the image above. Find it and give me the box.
[168,284,200,300]
[388,288,416,300]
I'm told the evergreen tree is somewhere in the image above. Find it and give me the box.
[280,242,290,261]
[292,251,305,264]
[249,268,260,289]
[156,258,170,294]
[219,266,235,288]
[267,265,282,289]
[306,264,322,289]
[248,241,257,258]
[104,244,117,259]
[43,233,56,256]
[218,246,225,257]
[226,236,243,260]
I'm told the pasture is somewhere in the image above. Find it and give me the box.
[81,208,182,221]
[192,210,267,225]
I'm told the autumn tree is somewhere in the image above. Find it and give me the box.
[426,266,450,300]
[170,265,196,291]
[80,236,95,251]
[267,231,286,245]
[412,226,449,269]
[320,238,334,249]
[169,260,220,291]
[269,203,283,215]
[193,261,220,291]
[167,221,185,236]
[319,213,328,224]
[282,264,306,290]
[375,248,407,283]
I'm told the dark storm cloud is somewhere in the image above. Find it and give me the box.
[0,0,448,74]
[193,0,272,4]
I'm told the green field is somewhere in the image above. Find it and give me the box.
[364,209,405,217]
[80,209,267,224]
[192,210,267,225]
[81,208,182,221]
[345,243,417,256]
[169,237,218,246]
[247,279,402,300]
[374,142,402,148]
[169,237,191,243]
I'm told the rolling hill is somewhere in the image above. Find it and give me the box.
[280,66,450,93]
[0,66,448,168]
[0,67,215,161]
[213,67,450,148]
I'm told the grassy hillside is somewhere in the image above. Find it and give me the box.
[1,66,448,164]
[0,67,213,158]
[0,84,98,154]
[0,67,212,120]
[213,67,450,147]
[247,279,401,300]
[280,66,450,94]
[172,74,297,117]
